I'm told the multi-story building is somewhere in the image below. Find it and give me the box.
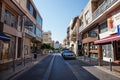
[0,0,43,70]
[42,31,52,45]
[54,41,60,49]
[69,16,81,55]
[67,0,120,64]
[78,0,120,63]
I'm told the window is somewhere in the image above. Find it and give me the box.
[27,0,36,18]
[102,44,112,58]
[100,21,108,33]
[85,10,89,24]
[36,14,42,27]
[29,25,35,33]
[89,42,97,50]
[83,43,88,55]
[25,24,35,33]
[18,17,22,31]
[88,28,98,37]
[36,28,42,37]
[4,9,17,29]
[29,4,33,15]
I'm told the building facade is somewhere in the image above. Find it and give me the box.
[69,16,81,55]
[79,0,120,63]
[67,0,120,63]
[42,31,52,45]
[0,0,43,70]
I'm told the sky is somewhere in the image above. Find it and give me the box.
[33,0,89,43]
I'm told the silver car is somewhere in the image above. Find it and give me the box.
[62,50,76,59]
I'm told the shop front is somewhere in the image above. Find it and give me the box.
[94,11,120,62]
[0,32,10,61]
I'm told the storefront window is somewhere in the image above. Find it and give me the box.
[2,42,9,59]
[90,53,98,59]
[89,42,97,50]
[102,44,112,58]
[83,43,88,55]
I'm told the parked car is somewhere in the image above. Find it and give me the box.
[62,50,76,59]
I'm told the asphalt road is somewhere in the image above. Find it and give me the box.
[12,55,53,80]
[11,53,120,80]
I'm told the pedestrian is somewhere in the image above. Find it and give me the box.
[34,53,37,60]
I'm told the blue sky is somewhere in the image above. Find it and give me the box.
[33,0,89,43]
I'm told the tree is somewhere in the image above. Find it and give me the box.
[41,43,54,50]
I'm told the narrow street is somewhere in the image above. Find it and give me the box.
[10,53,120,80]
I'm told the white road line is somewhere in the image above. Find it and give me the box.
[42,53,55,80]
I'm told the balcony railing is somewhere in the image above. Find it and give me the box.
[79,25,83,33]
[92,0,118,20]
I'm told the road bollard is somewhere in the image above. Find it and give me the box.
[109,59,112,71]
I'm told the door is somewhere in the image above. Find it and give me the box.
[2,42,9,59]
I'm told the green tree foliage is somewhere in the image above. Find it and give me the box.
[41,43,54,50]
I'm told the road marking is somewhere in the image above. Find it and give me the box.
[42,53,55,80]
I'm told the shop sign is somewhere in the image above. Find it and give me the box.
[99,31,111,39]
[117,24,120,36]
[107,12,120,34]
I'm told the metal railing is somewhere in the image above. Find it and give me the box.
[92,0,118,20]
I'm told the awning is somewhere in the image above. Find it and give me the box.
[94,34,120,45]
[0,32,10,41]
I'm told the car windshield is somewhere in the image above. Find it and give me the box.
[64,50,73,53]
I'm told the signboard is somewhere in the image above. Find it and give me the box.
[107,12,120,34]
[117,24,120,36]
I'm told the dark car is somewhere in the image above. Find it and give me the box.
[62,50,76,59]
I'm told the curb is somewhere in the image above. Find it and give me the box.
[78,59,120,78]
[95,66,120,78]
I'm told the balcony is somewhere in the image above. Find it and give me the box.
[0,22,22,37]
[70,34,77,42]
[92,0,118,20]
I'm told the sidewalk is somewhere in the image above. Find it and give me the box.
[0,54,49,80]
[77,56,120,78]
